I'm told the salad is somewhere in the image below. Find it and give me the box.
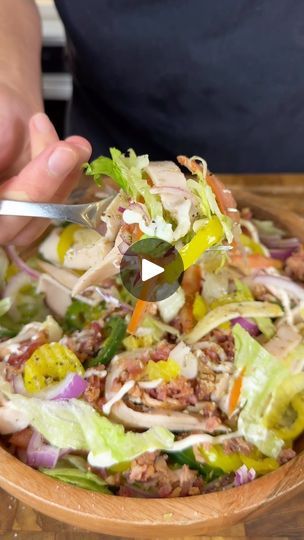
[0,149,304,498]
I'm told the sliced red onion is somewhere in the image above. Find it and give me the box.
[260,237,300,249]
[92,287,132,311]
[118,206,126,213]
[127,202,149,222]
[251,274,304,300]
[269,248,296,261]
[13,374,29,396]
[36,373,88,400]
[27,430,61,469]
[231,317,260,336]
[3,272,32,300]
[6,246,40,280]
[234,464,256,487]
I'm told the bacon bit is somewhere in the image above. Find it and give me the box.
[7,336,46,367]
[285,249,304,282]
[120,451,204,497]
[61,323,103,362]
[83,374,106,408]
[150,341,174,361]
[222,437,254,456]
[9,427,33,449]
[148,376,197,407]
[228,369,245,416]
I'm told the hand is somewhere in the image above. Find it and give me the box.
[0,112,92,245]
[0,82,39,180]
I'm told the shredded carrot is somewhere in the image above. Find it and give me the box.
[228,369,245,416]
[127,299,149,334]
[230,253,282,270]
[132,223,143,242]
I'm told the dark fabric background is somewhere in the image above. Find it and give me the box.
[55,0,304,172]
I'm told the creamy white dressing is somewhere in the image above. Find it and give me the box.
[102,380,135,415]
[123,209,174,243]
[87,430,240,468]
[138,379,163,389]
[84,369,107,379]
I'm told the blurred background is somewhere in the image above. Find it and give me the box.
[36,0,70,138]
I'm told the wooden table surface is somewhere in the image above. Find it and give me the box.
[1,174,304,540]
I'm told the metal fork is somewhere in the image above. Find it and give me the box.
[0,197,114,231]
[0,198,232,251]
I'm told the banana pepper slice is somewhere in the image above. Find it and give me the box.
[199,445,278,474]
[23,343,84,393]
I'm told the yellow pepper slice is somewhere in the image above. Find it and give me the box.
[109,461,131,473]
[179,216,224,270]
[145,359,180,383]
[123,334,154,350]
[199,445,279,474]
[23,343,84,393]
[270,394,304,441]
[57,224,81,264]
[240,233,265,255]
[193,294,208,321]
[199,445,242,473]
[263,373,304,430]
[241,455,279,474]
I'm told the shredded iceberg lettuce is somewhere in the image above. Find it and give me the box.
[186,157,233,243]
[233,324,297,457]
[85,148,162,219]
[186,301,283,344]
[6,393,174,467]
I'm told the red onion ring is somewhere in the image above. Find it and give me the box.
[269,248,296,261]
[260,237,300,249]
[231,317,260,336]
[6,246,40,280]
[36,373,88,400]
[250,274,304,300]
[27,430,61,469]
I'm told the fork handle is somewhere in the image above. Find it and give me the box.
[0,200,88,226]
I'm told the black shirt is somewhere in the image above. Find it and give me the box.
[55,0,304,172]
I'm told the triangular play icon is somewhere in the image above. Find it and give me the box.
[141,258,164,282]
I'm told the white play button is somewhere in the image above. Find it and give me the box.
[141,258,164,282]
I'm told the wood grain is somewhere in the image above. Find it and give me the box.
[1,174,304,540]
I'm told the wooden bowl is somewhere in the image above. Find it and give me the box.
[1,191,304,537]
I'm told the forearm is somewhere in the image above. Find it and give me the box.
[0,0,43,110]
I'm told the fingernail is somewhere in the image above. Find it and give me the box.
[48,146,77,176]
[65,137,92,156]
[33,113,52,134]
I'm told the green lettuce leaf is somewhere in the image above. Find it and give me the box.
[233,324,291,457]
[85,148,162,219]
[252,219,285,238]
[7,394,174,467]
[41,466,111,493]
[187,160,233,243]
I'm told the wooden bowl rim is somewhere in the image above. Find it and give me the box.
[1,191,304,536]
[1,446,304,536]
